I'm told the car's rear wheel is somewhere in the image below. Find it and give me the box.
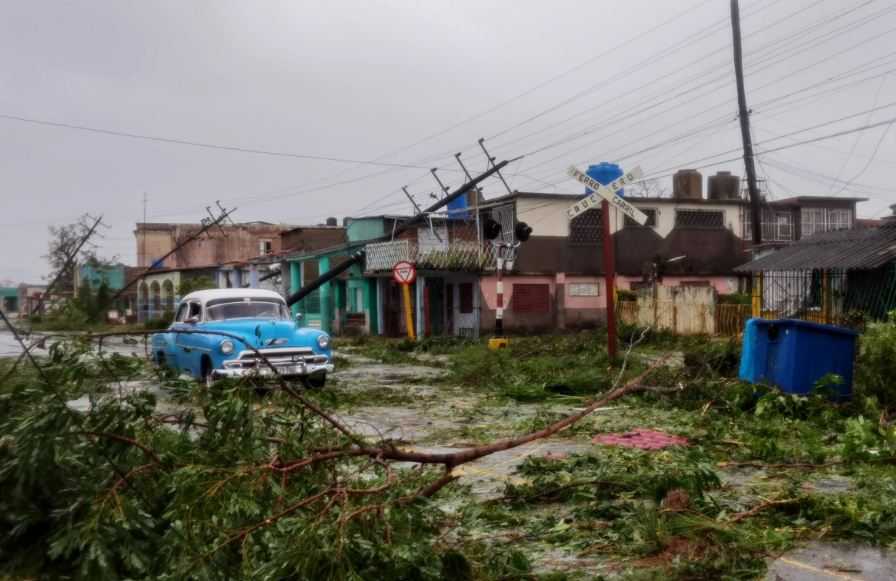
[303,373,326,389]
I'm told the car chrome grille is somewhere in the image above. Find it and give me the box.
[225,347,327,369]
[237,348,313,360]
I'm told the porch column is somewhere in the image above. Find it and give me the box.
[289,261,301,315]
[333,278,344,335]
[376,278,386,336]
[365,278,379,335]
[415,276,425,339]
[249,264,259,288]
[319,256,332,334]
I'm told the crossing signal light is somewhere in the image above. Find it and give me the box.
[483,217,502,240]
[514,221,532,242]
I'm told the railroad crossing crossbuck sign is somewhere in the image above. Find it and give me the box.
[392,261,416,285]
[566,165,647,225]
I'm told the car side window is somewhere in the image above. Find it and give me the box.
[188,302,202,321]
[174,302,189,322]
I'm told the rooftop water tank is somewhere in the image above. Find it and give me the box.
[708,171,740,200]
[673,169,703,199]
[447,190,471,220]
[586,162,625,197]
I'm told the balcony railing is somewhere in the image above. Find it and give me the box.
[364,239,496,272]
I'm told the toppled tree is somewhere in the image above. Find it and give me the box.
[0,328,666,580]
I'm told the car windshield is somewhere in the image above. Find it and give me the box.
[205,298,290,321]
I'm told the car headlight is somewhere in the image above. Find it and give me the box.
[317,334,330,349]
[220,340,234,354]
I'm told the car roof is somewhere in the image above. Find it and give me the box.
[182,288,286,304]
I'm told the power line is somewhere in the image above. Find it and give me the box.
[0,113,439,170]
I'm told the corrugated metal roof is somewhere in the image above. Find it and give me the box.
[735,224,896,272]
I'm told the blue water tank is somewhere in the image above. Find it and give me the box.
[739,318,858,399]
[586,162,625,197]
[447,190,471,220]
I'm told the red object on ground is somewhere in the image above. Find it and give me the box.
[592,429,689,450]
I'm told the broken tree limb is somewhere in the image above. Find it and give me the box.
[353,356,670,469]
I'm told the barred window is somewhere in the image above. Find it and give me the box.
[828,209,851,231]
[569,208,602,245]
[624,208,657,228]
[675,209,724,228]
[801,208,825,238]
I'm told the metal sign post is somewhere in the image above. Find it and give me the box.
[566,165,644,360]
[392,261,417,341]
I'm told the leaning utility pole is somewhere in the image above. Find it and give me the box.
[109,205,237,304]
[730,0,762,247]
[285,158,518,307]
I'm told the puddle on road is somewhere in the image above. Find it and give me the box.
[767,541,896,580]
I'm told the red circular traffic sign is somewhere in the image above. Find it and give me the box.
[392,261,416,285]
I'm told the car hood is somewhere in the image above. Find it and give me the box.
[199,319,323,349]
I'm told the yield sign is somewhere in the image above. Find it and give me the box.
[392,261,417,285]
[566,165,647,225]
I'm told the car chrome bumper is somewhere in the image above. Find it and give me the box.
[213,361,333,379]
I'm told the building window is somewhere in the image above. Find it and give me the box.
[675,210,724,228]
[828,209,850,231]
[801,208,852,238]
[259,239,273,255]
[512,284,550,313]
[624,208,657,228]
[801,208,825,238]
[744,210,794,242]
[569,208,602,245]
[459,283,474,314]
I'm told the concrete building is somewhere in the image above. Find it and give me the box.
[0,287,18,315]
[134,221,296,269]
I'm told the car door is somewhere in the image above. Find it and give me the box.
[163,302,190,370]
[174,301,203,375]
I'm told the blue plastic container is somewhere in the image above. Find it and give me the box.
[586,162,624,197]
[739,318,858,399]
[447,189,470,220]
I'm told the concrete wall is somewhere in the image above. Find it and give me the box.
[346,217,388,243]
[617,275,739,295]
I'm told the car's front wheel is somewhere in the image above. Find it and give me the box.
[199,356,215,388]
[303,373,326,389]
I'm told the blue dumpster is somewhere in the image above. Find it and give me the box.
[739,318,858,399]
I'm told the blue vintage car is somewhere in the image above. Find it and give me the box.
[151,289,333,387]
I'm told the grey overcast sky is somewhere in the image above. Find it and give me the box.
[2,0,894,282]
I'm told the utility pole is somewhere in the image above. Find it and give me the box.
[110,205,237,304]
[141,192,147,267]
[730,0,762,247]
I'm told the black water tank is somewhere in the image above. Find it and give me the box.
[708,171,740,200]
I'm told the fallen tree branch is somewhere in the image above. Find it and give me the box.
[362,357,670,469]
[730,498,800,523]
[80,431,163,464]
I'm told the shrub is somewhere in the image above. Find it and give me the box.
[855,313,896,407]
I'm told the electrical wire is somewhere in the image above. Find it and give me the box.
[0,113,445,170]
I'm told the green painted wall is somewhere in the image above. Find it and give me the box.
[79,264,126,290]
[346,217,387,243]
